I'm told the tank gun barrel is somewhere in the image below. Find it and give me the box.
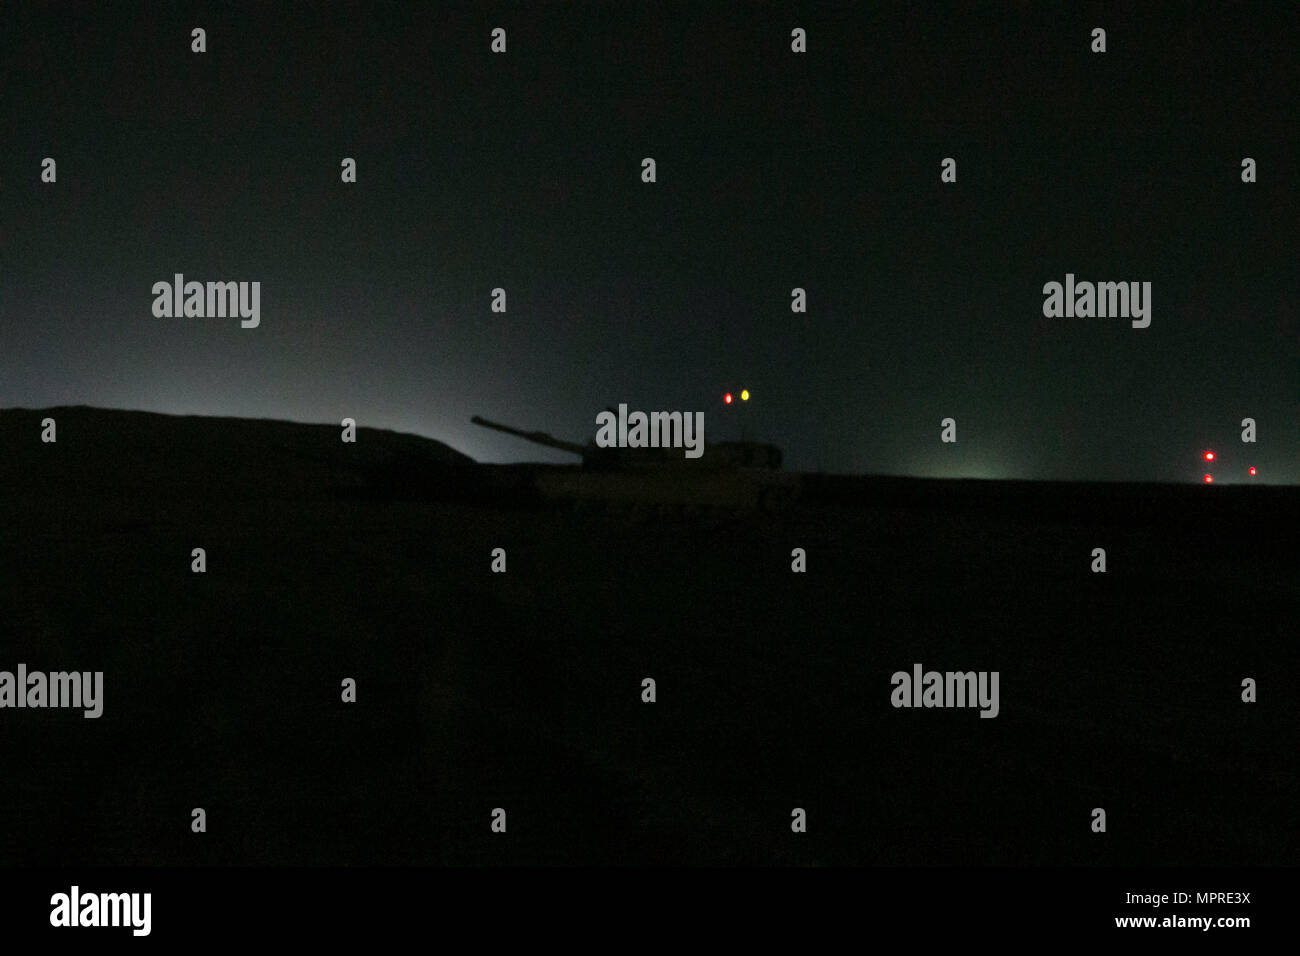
[471,415,587,458]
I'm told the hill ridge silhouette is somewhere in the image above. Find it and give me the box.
[0,405,473,500]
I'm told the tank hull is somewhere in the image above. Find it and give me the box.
[534,466,801,512]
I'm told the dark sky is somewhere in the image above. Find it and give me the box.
[2,2,1296,482]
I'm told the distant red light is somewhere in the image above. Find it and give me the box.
[1203,474,1213,483]
[1248,466,1257,476]
[1203,451,1215,461]
[723,393,733,404]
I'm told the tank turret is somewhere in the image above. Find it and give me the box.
[471,413,797,512]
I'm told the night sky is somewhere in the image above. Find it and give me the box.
[3,2,1296,482]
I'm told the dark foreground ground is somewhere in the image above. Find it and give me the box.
[1,408,1296,865]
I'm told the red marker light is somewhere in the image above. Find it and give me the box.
[1203,451,1215,462]
[1203,474,1213,483]
[1248,466,1257,476]
[723,393,733,404]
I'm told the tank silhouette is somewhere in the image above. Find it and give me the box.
[471,414,798,512]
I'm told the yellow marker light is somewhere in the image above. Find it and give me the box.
[740,389,750,401]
